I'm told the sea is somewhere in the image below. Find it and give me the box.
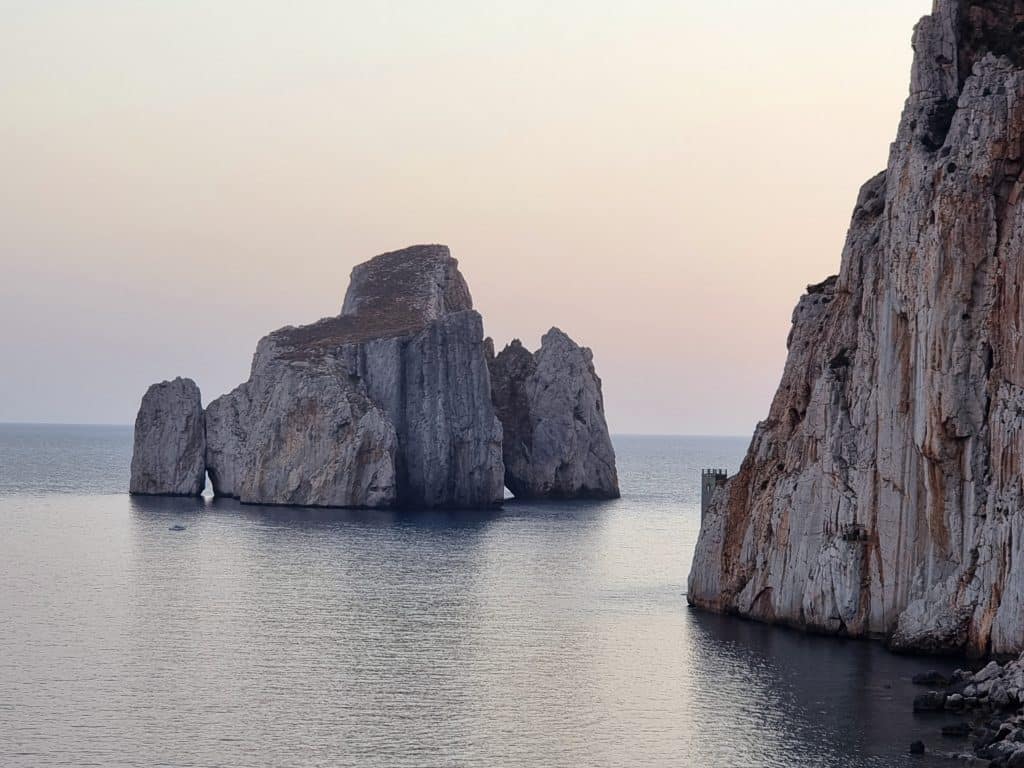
[0,424,971,767]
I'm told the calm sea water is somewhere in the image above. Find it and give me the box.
[0,425,966,767]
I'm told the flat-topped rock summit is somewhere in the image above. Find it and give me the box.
[271,244,475,355]
[341,244,473,322]
[130,245,618,510]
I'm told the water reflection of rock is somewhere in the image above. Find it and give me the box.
[124,494,508,761]
[124,494,620,764]
[128,494,207,513]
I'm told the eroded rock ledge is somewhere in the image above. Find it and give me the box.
[689,0,1024,655]
[129,245,619,509]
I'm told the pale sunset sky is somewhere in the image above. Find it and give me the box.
[1,1,931,434]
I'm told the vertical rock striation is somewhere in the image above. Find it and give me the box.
[689,0,1024,655]
[395,311,504,507]
[129,377,206,496]
[489,328,619,499]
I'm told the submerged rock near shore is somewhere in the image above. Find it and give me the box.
[909,654,1024,763]
[130,245,618,509]
[488,329,619,499]
[689,0,1024,655]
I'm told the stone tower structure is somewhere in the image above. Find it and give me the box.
[700,469,727,520]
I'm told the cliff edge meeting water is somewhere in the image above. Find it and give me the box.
[6,2,1024,766]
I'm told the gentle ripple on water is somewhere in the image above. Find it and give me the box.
[0,429,966,767]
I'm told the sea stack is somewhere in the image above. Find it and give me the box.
[129,377,206,496]
[488,329,619,499]
[689,0,1024,656]
[130,244,619,509]
[203,245,503,509]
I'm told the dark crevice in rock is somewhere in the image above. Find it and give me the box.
[922,98,960,151]
[829,348,852,370]
[957,1,1024,87]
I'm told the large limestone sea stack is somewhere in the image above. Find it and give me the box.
[130,245,618,508]
[690,0,1024,656]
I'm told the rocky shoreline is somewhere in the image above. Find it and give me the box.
[909,655,1024,765]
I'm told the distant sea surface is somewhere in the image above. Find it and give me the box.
[0,424,965,767]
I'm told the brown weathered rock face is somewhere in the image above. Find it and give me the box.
[689,0,1024,656]
[203,244,503,509]
[488,329,619,500]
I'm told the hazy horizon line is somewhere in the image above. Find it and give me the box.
[0,421,751,440]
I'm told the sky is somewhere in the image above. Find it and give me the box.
[0,0,931,435]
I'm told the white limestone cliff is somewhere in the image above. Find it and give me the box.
[689,0,1024,656]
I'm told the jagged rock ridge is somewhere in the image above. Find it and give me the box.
[689,0,1024,656]
[488,329,619,500]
